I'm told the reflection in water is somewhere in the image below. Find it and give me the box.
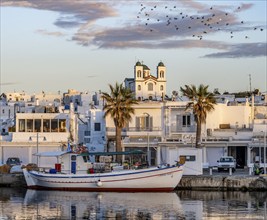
[178,190,267,220]
[0,188,266,219]
[23,190,184,219]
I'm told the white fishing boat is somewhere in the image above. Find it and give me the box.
[23,150,184,192]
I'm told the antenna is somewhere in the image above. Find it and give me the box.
[249,74,252,94]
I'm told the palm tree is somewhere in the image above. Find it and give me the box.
[102,82,138,162]
[180,84,216,147]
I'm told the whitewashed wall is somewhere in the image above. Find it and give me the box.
[206,103,252,130]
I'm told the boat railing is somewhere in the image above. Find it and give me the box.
[33,162,153,175]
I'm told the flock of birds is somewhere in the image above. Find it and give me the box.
[137,4,264,40]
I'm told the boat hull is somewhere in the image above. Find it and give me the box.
[23,166,183,192]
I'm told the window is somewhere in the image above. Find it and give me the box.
[51,119,58,132]
[182,115,191,127]
[180,155,196,162]
[160,70,164,78]
[137,70,141,77]
[26,119,33,132]
[84,137,90,143]
[94,123,101,131]
[143,71,147,78]
[34,119,41,132]
[84,130,91,136]
[160,85,164,91]
[59,119,66,132]
[18,119,25,132]
[43,119,50,132]
[136,116,152,131]
[138,85,141,91]
[148,83,153,91]
[136,117,145,130]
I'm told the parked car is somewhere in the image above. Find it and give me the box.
[6,157,21,167]
[217,156,236,172]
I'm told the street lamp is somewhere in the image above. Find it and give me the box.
[143,112,150,166]
[29,132,46,166]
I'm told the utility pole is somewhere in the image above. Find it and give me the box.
[143,112,150,166]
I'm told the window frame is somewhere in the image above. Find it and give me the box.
[94,123,101,131]
[148,83,153,91]
[182,115,191,127]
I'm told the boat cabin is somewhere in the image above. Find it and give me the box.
[36,150,146,174]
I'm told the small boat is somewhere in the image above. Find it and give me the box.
[23,150,184,192]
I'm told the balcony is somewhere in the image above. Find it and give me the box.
[106,127,163,137]
[169,125,196,134]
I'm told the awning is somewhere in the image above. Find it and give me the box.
[34,151,68,157]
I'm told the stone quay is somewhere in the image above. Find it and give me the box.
[177,174,267,191]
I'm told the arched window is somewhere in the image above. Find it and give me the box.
[160,85,164,91]
[137,70,141,77]
[138,85,141,90]
[148,83,153,91]
[160,71,164,78]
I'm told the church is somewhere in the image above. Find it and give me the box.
[124,61,167,101]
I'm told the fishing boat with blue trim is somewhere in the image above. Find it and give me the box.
[23,150,184,192]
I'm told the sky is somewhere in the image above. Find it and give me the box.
[0,0,266,96]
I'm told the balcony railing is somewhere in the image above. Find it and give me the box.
[169,125,196,133]
[214,128,253,132]
[123,136,161,144]
[106,127,162,132]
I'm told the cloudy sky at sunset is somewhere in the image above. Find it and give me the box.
[1,0,266,95]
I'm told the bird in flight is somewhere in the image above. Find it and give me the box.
[136,3,265,41]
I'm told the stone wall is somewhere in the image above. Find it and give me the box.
[0,174,26,187]
[177,175,267,191]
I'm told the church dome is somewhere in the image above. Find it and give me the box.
[135,61,142,66]
[158,61,165,67]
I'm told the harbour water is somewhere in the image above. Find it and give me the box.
[0,187,266,219]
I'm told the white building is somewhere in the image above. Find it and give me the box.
[0,111,70,166]
[104,100,203,175]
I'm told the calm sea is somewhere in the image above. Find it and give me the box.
[0,187,266,219]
